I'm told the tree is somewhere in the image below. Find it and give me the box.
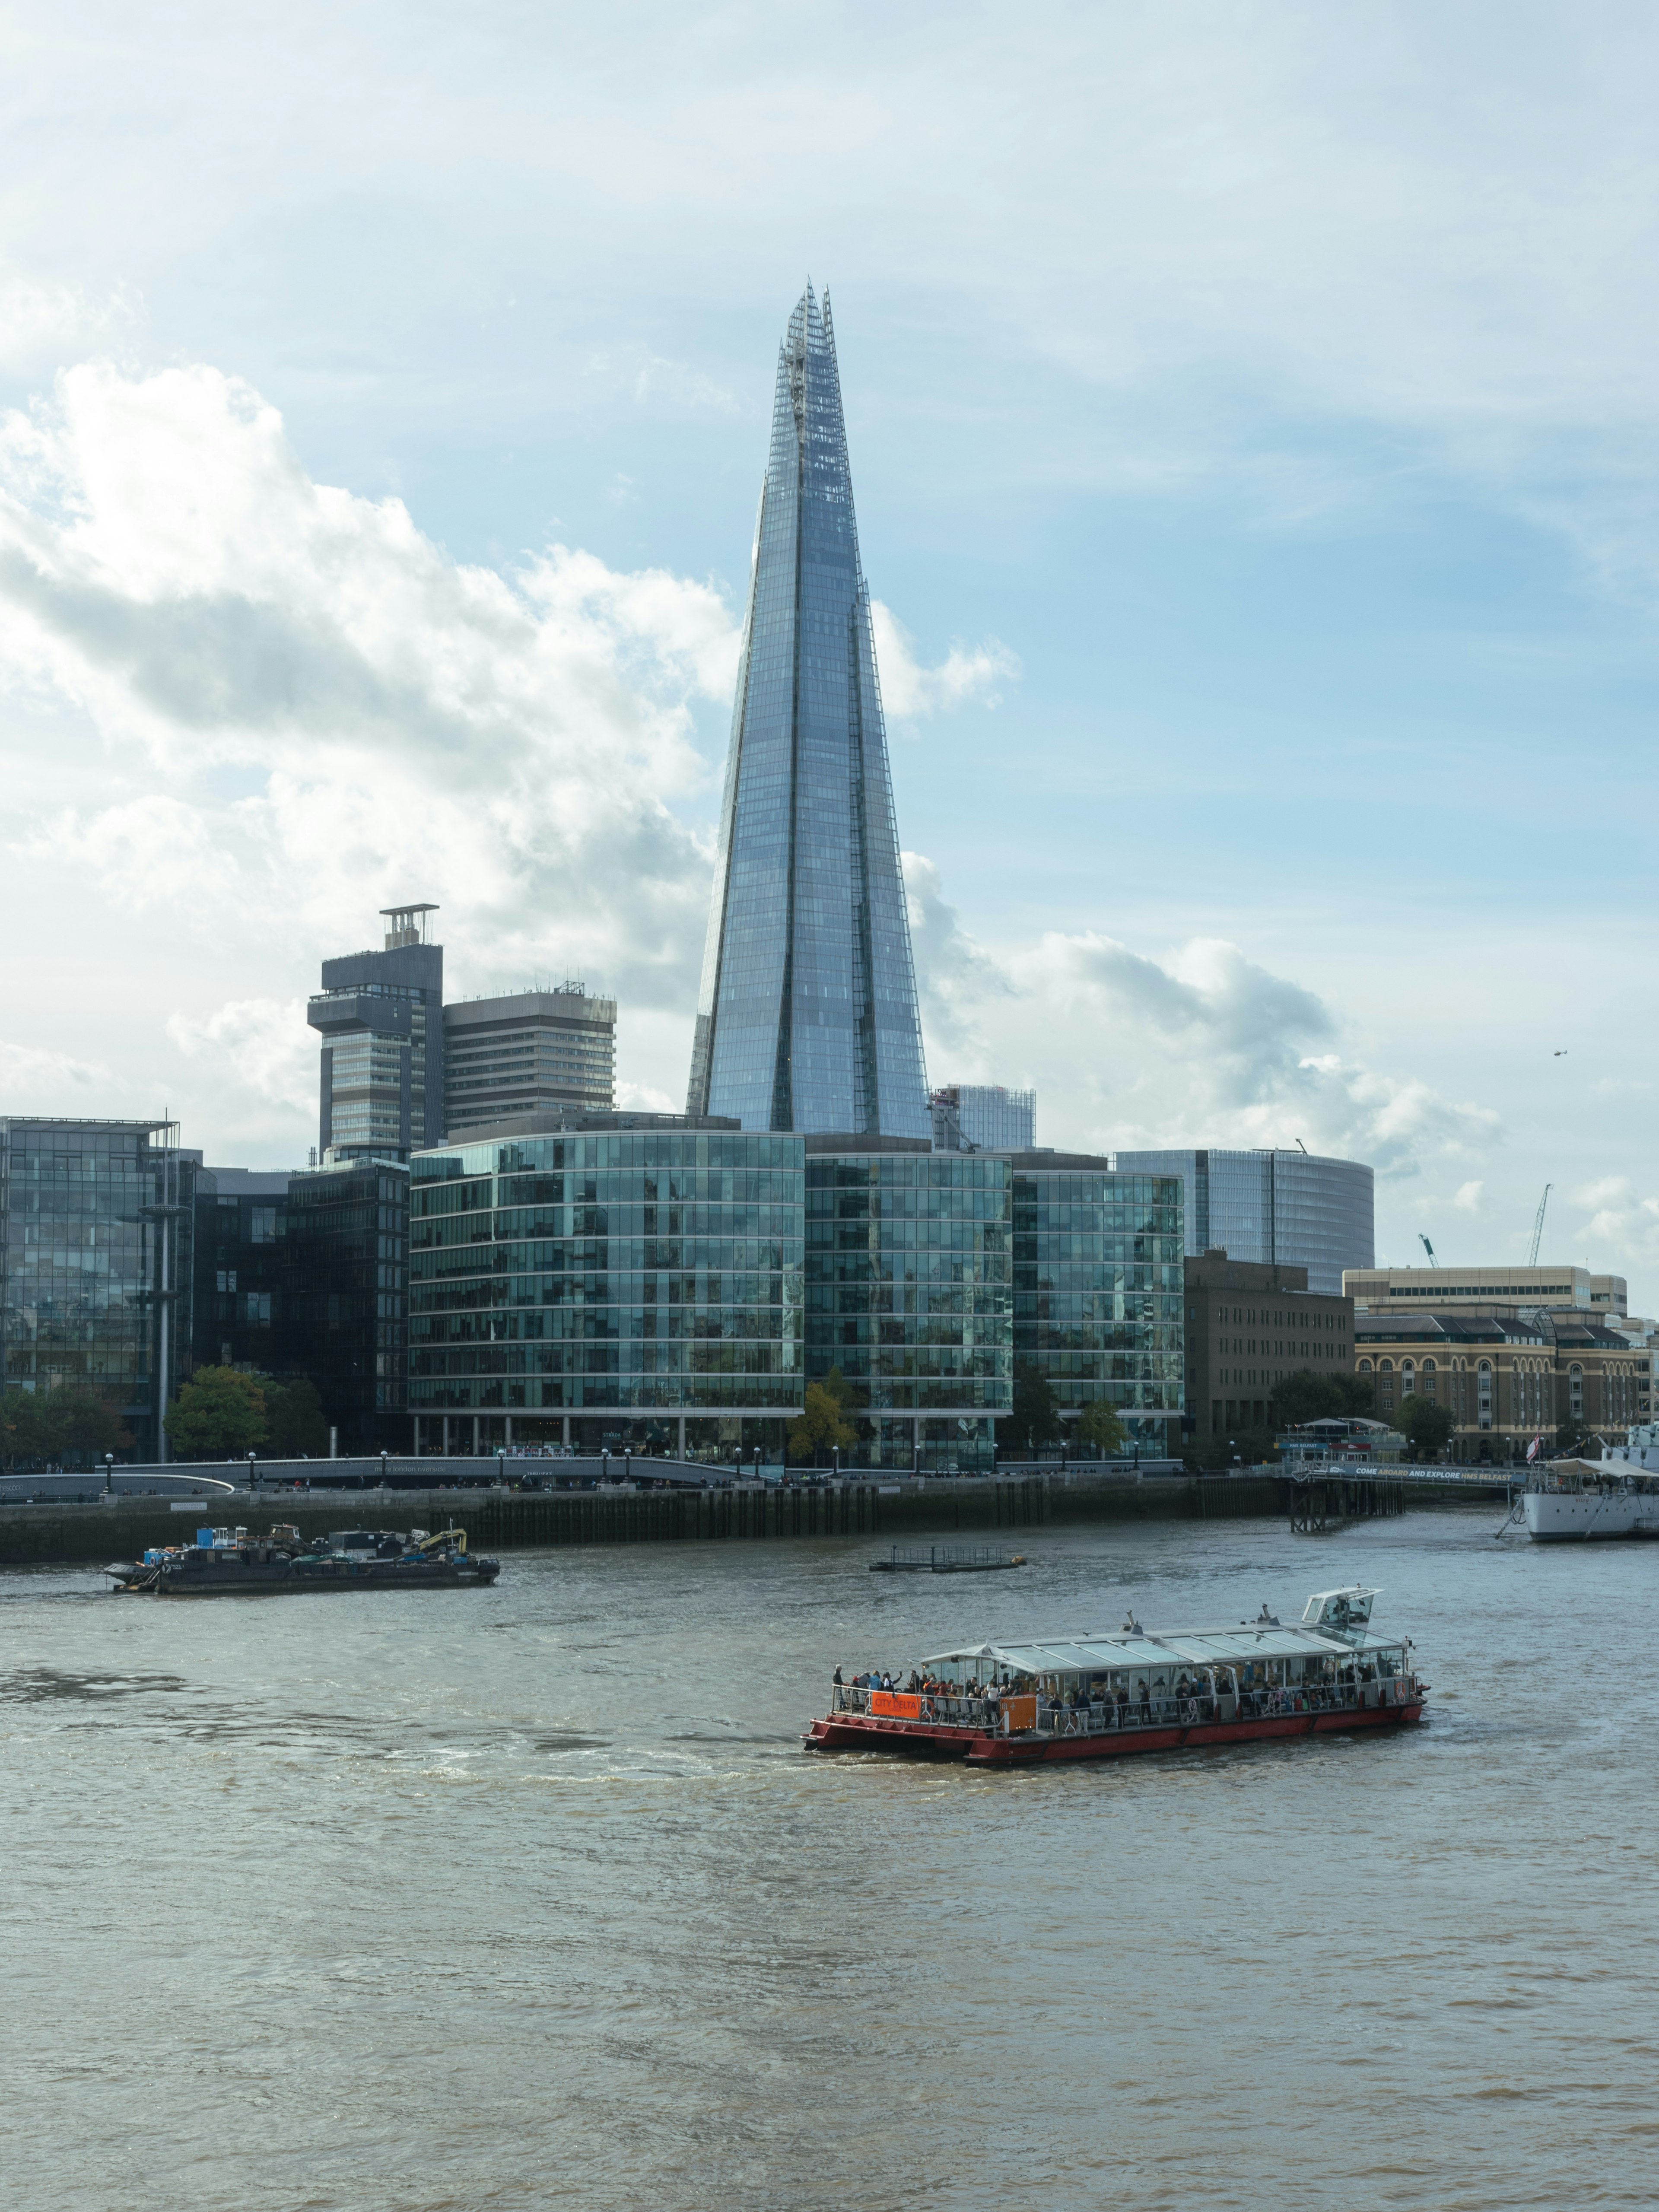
[1004,1360,1063,1457]
[1072,1400,1128,1457]
[788,1380,859,1465]
[261,1377,331,1458]
[1555,1415,1595,1458]
[1397,1395,1455,1460]
[1270,1369,1376,1431]
[1332,1373,1375,1417]
[165,1367,267,1459]
[0,1383,130,1468]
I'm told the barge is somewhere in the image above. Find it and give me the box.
[104,1524,500,1596]
[805,1584,1425,1765]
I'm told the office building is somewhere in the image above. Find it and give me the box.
[1010,1155,1185,1451]
[308,903,444,1162]
[804,1137,1011,1471]
[931,1085,1036,1152]
[0,1116,196,1460]
[408,1116,804,1457]
[194,1167,292,1370]
[1344,1265,1627,1316]
[1354,1307,1651,1461]
[1184,1250,1354,1444]
[443,987,616,1140]
[687,283,930,1140]
[283,1160,410,1452]
[1111,1147,1373,1295]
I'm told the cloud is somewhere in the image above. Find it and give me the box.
[1564,1177,1659,1282]
[167,998,313,1104]
[0,359,740,1021]
[871,601,1018,722]
[898,875,1500,1182]
[1454,1179,1484,1213]
[0,1037,118,1101]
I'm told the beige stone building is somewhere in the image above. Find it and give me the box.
[1354,1306,1652,1462]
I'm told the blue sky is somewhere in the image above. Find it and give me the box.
[2,3,1657,1297]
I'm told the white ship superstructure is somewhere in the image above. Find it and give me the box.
[1522,1457,1659,1541]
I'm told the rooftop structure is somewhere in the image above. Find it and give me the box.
[1344,1265,1627,1315]
[686,283,929,1139]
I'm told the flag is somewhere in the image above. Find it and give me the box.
[1526,1434,1541,1462]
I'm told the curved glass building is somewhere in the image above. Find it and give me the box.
[687,283,929,1138]
[1110,1147,1373,1297]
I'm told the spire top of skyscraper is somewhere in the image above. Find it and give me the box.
[686,286,929,1138]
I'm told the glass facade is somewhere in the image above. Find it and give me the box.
[283,1162,410,1452]
[1011,1166,1184,1444]
[408,1128,804,1453]
[804,1147,1011,1471]
[932,1085,1036,1151]
[687,283,929,1139]
[1111,1148,1374,1297]
[0,1119,196,1459]
[193,1170,291,1372]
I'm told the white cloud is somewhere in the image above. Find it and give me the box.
[0,1037,118,1102]
[898,868,1500,1183]
[167,998,313,1105]
[1454,1179,1485,1214]
[0,359,736,1021]
[871,601,1018,723]
[1562,1177,1659,1282]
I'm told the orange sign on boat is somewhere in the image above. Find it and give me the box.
[869,1691,923,1719]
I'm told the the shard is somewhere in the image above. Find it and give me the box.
[687,284,930,1137]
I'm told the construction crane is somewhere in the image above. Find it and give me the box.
[1419,1234,1440,1267]
[1527,1184,1551,1268]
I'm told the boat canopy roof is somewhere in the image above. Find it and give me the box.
[920,1620,1402,1675]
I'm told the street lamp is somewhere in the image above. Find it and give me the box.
[831,1445,841,1480]
[103,1452,114,1497]
[247,1451,257,1493]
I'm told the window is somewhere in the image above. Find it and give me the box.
[1570,1363,1584,1419]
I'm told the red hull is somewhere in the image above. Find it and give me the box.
[804,1702,1424,1764]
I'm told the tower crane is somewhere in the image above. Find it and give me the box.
[1527,1184,1551,1268]
[1419,1234,1439,1267]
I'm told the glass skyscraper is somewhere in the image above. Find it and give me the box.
[409,1121,804,1457]
[687,283,929,1139]
[1110,1147,1373,1297]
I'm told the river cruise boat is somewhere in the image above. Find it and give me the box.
[104,1524,500,1596]
[805,1585,1425,1766]
[1522,1462,1659,1542]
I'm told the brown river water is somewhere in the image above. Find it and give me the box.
[3,1506,1654,2211]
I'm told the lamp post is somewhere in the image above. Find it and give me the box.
[104,1452,114,1498]
[247,1451,257,1494]
[381,1448,390,1491]
[831,1445,840,1481]
[496,1446,505,1487]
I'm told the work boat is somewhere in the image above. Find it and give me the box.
[1521,1463,1659,1542]
[104,1525,500,1596]
[805,1586,1426,1766]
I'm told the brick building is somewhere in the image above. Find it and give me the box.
[1184,1249,1354,1447]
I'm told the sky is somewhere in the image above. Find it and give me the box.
[2,3,1657,1299]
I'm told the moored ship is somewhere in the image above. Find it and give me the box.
[104,1524,500,1596]
[1521,1462,1659,1542]
[805,1585,1425,1766]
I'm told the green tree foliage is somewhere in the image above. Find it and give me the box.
[261,1376,331,1458]
[164,1367,267,1459]
[1072,1400,1128,1457]
[1271,1368,1376,1428]
[1397,1394,1455,1459]
[1554,1415,1595,1457]
[788,1380,859,1465]
[1004,1360,1063,1457]
[0,1384,131,1468]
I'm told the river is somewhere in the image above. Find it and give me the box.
[3,1506,1653,2210]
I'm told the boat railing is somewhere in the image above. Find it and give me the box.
[833,1675,1419,1734]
